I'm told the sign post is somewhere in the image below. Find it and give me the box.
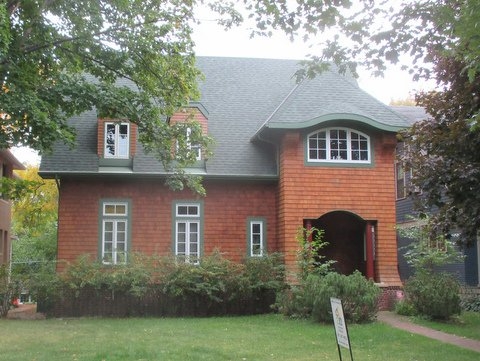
[330,297,354,361]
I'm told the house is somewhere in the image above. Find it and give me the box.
[39,57,410,296]
[393,106,480,286]
[0,149,25,266]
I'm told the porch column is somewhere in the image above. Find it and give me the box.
[365,221,375,280]
[305,220,312,242]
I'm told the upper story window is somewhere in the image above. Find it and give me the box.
[187,127,202,161]
[105,122,129,158]
[307,128,371,164]
[181,127,202,161]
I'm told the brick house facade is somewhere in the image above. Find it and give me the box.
[40,57,410,288]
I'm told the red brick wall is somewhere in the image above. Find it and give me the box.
[56,178,277,271]
[277,130,401,286]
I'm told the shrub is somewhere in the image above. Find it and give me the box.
[404,271,461,320]
[461,296,480,312]
[276,271,380,324]
[32,251,285,317]
[309,271,380,323]
[394,300,417,316]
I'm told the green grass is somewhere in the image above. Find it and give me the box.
[411,311,480,341]
[0,314,478,361]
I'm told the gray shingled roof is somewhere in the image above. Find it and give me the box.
[389,106,428,125]
[40,56,411,179]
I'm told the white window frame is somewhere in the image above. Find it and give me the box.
[101,201,128,265]
[249,220,265,257]
[175,203,201,263]
[307,127,371,163]
[104,122,130,159]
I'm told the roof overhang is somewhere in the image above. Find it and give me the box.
[0,149,26,170]
[252,112,408,142]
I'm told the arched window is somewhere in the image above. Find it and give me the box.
[307,128,371,163]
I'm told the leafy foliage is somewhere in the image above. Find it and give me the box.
[30,251,286,317]
[461,295,480,313]
[0,264,19,317]
[398,217,464,273]
[11,166,58,268]
[400,54,480,244]
[276,272,380,324]
[0,1,219,193]
[404,272,461,320]
[296,226,335,281]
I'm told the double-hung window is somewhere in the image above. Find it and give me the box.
[307,128,370,163]
[105,122,129,158]
[101,201,129,264]
[248,219,266,257]
[174,203,202,263]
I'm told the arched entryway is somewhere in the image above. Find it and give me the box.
[305,211,376,280]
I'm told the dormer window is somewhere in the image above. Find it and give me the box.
[187,127,202,161]
[307,128,371,164]
[105,122,129,159]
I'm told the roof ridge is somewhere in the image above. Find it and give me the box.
[251,80,302,140]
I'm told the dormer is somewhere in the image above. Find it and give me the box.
[169,103,209,163]
[97,118,137,168]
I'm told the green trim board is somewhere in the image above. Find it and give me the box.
[265,113,407,132]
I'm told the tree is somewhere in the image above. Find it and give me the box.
[11,165,58,266]
[1,0,220,194]
[401,54,480,244]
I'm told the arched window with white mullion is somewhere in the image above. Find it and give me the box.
[307,127,371,164]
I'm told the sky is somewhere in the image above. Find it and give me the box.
[11,8,432,166]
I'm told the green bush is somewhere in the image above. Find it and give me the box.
[461,296,480,312]
[276,271,380,323]
[404,272,461,320]
[31,251,286,317]
[394,300,417,316]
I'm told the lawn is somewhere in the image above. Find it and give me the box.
[0,314,478,361]
[411,311,480,341]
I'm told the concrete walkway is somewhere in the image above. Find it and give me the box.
[377,311,480,353]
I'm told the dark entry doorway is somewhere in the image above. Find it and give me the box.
[307,211,369,277]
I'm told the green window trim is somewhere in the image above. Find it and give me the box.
[172,200,204,263]
[247,217,267,257]
[98,199,132,265]
[305,127,374,167]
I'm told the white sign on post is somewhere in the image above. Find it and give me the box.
[330,297,350,350]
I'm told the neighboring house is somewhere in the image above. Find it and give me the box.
[392,106,480,286]
[39,57,411,294]
[0,149,25,266]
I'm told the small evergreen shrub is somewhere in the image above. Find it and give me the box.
[404,271,461,320]
[276,271,380,324]
[309,271,380,323]
[394,300,417,316]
